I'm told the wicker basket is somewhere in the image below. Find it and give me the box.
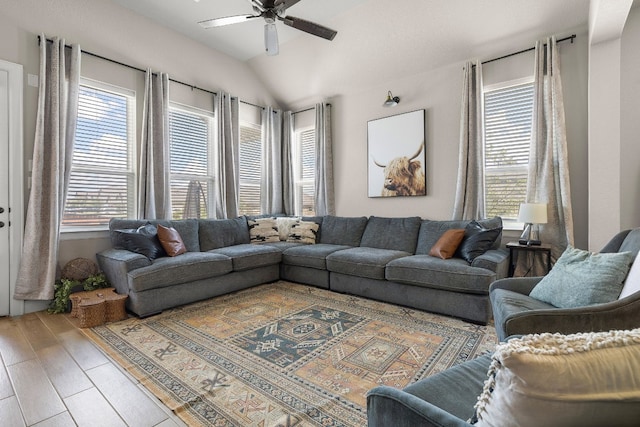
[70,288,128,326]
[77,298,107,328]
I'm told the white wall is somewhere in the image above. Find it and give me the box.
[621,6,640,232]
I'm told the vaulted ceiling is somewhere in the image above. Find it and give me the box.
[111,0,594,106]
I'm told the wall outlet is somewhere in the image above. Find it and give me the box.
[27,74,39,87]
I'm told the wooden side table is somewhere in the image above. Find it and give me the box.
[506,242,552,277]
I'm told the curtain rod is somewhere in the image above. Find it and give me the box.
[37,36,328,115]
[38,35,268,106]
[477,34,576,66]
[292,104,331,115]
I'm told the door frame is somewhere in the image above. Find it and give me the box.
[1,59,24,317]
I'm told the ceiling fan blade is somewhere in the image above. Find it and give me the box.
[198,14,258,29]
[280,15,337,41]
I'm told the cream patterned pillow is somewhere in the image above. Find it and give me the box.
[472,329,640,427]
[247,218,279,243]
[276,217,301,241]
[287,220,319,244]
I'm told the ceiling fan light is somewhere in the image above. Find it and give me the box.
[264,22,279,56]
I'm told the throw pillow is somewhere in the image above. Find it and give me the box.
[456,221,502,263]
[429,229,465,259]
[276,217,301,241]
[287,220,319,244]
[157,224,187,257]
[472,329,640,427]
[619,251,640,300]
[112,223,166,260]
[247,217,280,243]
[529,246,633,308]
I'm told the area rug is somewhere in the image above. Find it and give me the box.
[84,281,497,426]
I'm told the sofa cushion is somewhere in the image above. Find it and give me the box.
[415,219,469,255]
[210,244,281,272]
[276,217,301,241]
[199,217,250,251]
[326,247,410,280]
[529,246,634,308]
[491,288,556,338]
[283,244,351,270]
[127,252,232,292]
[112,223,167,260]
[157,225,187,257]
[429,229,465,259]
[319,215,368,246]
[110,218,200,252]
[360,216,422,253]
[247,217,280,243]
[385,255,496,294]
[473,329,640,427]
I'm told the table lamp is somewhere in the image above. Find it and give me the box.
[518,203,547,246]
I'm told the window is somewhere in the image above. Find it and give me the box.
[294,128,316,216]
[483,79,534,223]
[63,80,135,230]
[168,105,215,219]
[238,123,262,216]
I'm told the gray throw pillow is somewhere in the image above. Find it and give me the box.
[112,224,166,260]
[529,246,634,308]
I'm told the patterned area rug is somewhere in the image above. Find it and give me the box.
[85,281,497,426]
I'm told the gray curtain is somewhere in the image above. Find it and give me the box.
[138,69,171,219]
[453,60,485,220]
[314,103,335,216]
[214,91,239,219]
[281,111,296,215]
[260,106,283,214]
[14,35,80,300]
[519,36,574,275]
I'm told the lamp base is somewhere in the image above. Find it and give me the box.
[518,239,541,246]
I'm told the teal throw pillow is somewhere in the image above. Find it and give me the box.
[529,246,634,308]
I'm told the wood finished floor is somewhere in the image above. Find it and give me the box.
[0,311,186,427]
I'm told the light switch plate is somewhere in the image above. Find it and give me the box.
[27,74,39,87]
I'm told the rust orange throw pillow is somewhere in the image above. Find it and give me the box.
[157,224,187,257]
[429,229,465,259]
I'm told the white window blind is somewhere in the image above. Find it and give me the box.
[63,81,135,229]
[239,124,262,215]
[484,81,534,221]
[169,106,214,219]
[295,128,316,216]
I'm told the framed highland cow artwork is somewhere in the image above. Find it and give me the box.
[367,109,426,197]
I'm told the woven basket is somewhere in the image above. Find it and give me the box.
[105,293,128,322]
[78,298,106,328]
[70,288,128,325]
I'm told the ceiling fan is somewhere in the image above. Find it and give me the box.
[198,0,338,56]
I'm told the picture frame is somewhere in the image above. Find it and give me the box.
[367,109,426,198]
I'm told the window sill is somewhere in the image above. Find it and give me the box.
[60,228,110,241]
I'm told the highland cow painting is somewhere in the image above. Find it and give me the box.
[368,109,426,198]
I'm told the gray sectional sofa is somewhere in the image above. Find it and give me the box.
[97,215,509,323]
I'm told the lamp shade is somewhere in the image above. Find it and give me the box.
[518,203,548,224]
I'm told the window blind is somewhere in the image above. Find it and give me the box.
[298,129,315,216]
[169,107,213,219]
[484,82,534,220]
[63,83,135,228]
[239,124,262,215]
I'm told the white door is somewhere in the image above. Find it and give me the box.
[0,69,10,316]
[0,59,23,317]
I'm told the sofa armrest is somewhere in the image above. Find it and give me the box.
[470,248,509,278]
[489,276,543,296]
[367,386,472,427]
[96,248,151,295]
[501,292,640,338]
